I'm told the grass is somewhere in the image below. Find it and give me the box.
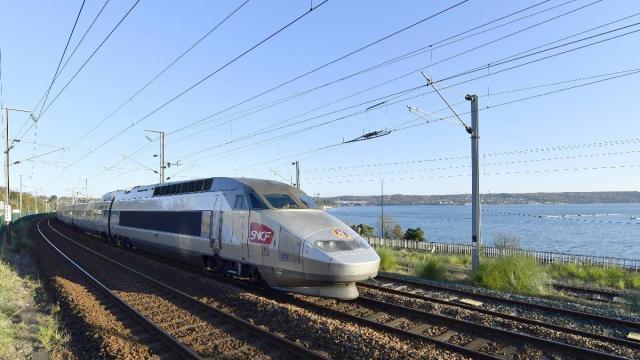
[414,256,446,281]
[375,247,397,272]
[37,314,65,351]
[550,263,640,290]
[473,255,550,295]
[0,215,69,357]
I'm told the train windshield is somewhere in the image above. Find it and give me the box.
[261,193,319,209]
[263,194,300,209]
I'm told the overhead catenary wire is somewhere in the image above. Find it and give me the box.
[166,0,472,137]
[303,163,640,185]
[35,0,87,118]
[171,67,640,178]
[65,0,251,149]
[303,138,640,173]
[111,0,622,174]
[165,4,629,162]
[30,0,111,115]
[87,6,640,187]
[35,0,142,121]
[61,0,330,171]
[169,36,640,169]
[163,0,588,141]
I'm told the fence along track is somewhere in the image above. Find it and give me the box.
[367,238,640,270]
[38,218,327,360]
[359,279,640,351]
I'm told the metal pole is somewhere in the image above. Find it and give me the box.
[160,131,165,183]
[380,179,384,238]
[293,161,300,189]
[3,108,10,244]
[466,94,481,272]
[85,178,88,200]
[35,189,38,213]
[19,175,22,217]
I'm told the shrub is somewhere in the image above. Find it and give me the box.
[494,233,521,250]
[474,256,549,295]
[376,247,397,272]
[404,227,426,241]
[550,263,638,290]
[415,256,446,281]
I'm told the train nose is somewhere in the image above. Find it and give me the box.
[327,250,380,282]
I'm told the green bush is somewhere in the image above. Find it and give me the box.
[414,256,446,281]
[474,256,549,295]
[376,247,397,272]
[550,263,639,290]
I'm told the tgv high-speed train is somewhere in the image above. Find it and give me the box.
[56,177,380,299]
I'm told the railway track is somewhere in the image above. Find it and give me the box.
[371,274,640,328]
[291,292,633,360]
[44,219,638,359]
[37,218,326,359]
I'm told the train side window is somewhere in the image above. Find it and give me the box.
[234,195,246,209]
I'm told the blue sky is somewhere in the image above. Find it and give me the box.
[1,0,639,198]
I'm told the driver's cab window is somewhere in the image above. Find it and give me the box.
[234,194,246,209]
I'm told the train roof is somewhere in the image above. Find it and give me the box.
[101,177,300,201]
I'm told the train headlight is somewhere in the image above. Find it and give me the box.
[314,239,366,252]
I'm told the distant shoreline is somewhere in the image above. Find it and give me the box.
[320,191,640,207]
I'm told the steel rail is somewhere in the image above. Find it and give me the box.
[374,274,640,328]
[41,218,328,360]
[36,219,202,360]
[358,281,640,349]
[355,296,629,360]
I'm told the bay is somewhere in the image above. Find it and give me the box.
[327,203,640,259]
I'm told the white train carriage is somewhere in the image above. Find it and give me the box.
[56,177,380,299]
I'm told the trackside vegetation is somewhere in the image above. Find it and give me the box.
[373,247,640,309]
[0,215,68,358]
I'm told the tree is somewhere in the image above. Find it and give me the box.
[404,227,426,241]
[350,224,375,237]
[392,224,403,240]
[494,233,521,250]
[378,215,400,239]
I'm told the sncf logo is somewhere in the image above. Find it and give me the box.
[249,222,274,244]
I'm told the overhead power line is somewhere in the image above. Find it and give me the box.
[37,0,142,120]
[166,0,471,137]
[61,0,330,172]
[304,138,640,173]
[36,0,87,118]
[166,3,625,161]
[178,67,640,176]
[31,0,111,115]
[165,0,600,142]
[303,163,640,185]
[66,0,251,149]
[111,0,618,175]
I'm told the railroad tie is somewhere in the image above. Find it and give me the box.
[495,346,517,360]
[431,330,458,342]
[407,323,432,335]
[384,317,409,328]
[463,337,489,351]
[364,312,387,321]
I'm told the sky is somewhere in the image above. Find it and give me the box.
[0,0,639,198]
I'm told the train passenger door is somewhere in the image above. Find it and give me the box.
[220,194,249,262]
[210,196,222,251]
